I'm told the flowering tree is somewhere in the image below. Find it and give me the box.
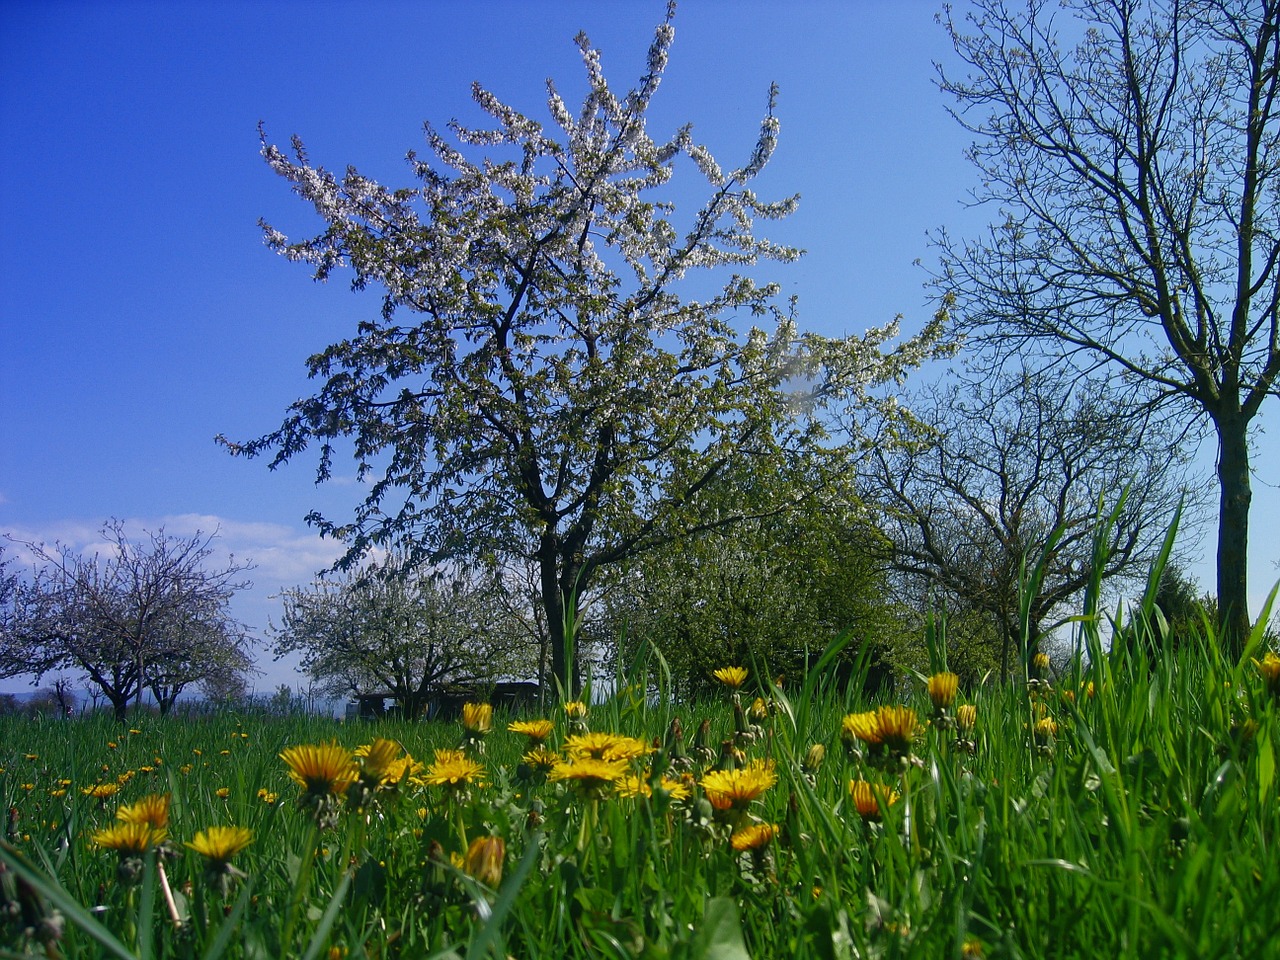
[272,561,524,716]
[221,7,946,692]
[1,522,255,720]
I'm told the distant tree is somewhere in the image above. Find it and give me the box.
[1,522,256,721]
[272,559,523,716]
[936,0,1280,654]
[221,7,948,694]
[603,469,911,700]
[144,614,256,714]
[868,368,1199,678]
[0,544,16,637]
[1152,563,1218,652]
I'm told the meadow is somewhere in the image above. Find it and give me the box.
[3,605,1280,959]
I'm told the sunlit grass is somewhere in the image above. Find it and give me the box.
[2,599,1279,957]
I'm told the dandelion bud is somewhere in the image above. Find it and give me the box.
[956,704,977,734]
[1030,652,1051,680]
[463,835,505,889]
[927,672,959,711]
[803,743,826,773]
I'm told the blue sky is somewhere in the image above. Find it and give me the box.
[2,1,1273,696]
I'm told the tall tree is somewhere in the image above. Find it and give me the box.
[935,0,1280,654]
[272,561,523,715]
[221,8,946,692]
[868,368,1199,677]
[1,522,255,721]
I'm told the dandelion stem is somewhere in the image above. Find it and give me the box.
[281,822,319,956]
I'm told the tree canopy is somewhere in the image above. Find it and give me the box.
[222,7,947,691]
[936,0,1280,655]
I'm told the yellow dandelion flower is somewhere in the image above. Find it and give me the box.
[615,774,652,799]
[712,666,749,690]
[841,710,882,746]
[700,759,778,811]
[562,701,588,720]
[956,704,977,733]
[186,825,253,865]
[1254,651,1280,696]
[565,732,652,762]
[92,821,165,854]
[257,788,279,804]
[658,776,692,802]
[1034,717,1058,740]
[424,750,486,788]
[82,783,119,800]
[23,754,39,761]
[730,822,779,852]
[117,793,170,829]
[874,705,919,756]
[548,757,628,794]
[461,702,493,734]
[508,719,554,742]
[215,787,231,800]
[129,729,142,735]
[848,780,899,822]
[280,742,358,798]
[927,672,959,710]
[355,738,415,784]
[521,746,560,772]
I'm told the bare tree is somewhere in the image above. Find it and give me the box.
[935,0,1280,654]
[868,367,1200,677]
[2,522,256,721]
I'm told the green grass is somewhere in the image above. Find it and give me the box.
[2,619,1279,959]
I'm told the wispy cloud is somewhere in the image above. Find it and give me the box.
[3,514,346,589]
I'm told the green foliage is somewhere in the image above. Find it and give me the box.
[603,478,910,700]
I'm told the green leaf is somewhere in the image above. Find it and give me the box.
[0,839,137,960]
[686,897,751,960]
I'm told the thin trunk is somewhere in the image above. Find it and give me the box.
[1215,414,1252,659]
[539,539,570,698]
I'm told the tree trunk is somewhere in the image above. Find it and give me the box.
[1215,413,1253,659]
[538,536,586,699]
[108,691,129,723]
